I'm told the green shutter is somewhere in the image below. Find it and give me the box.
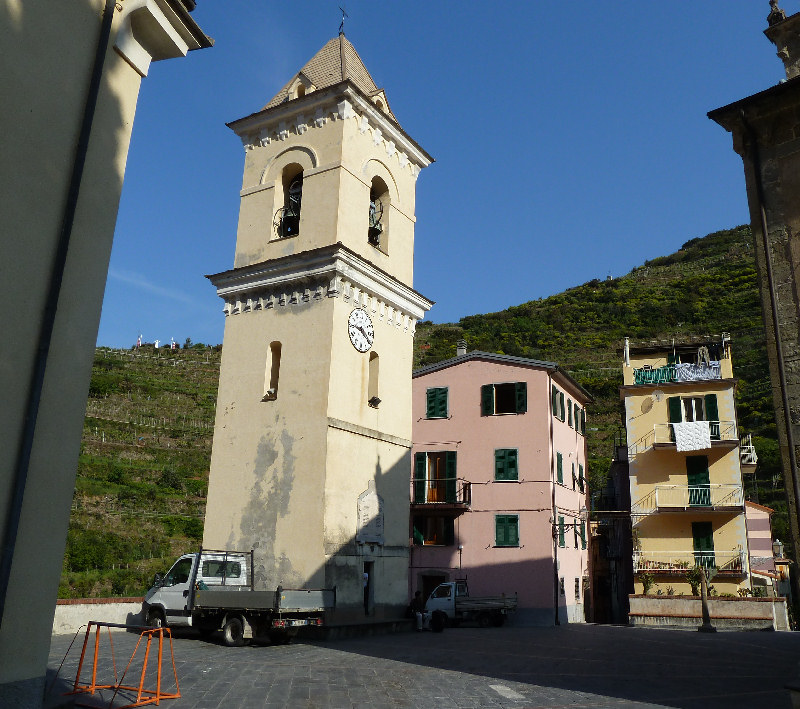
[578,464,585,492]
[481,384,494,416]
[704,393,719,421]
[507,449,518,480]
[571,462,575,489]
[412,517,424,545]
[558,516,565,548]
[426,389,436,418]
[509,516,519,546]
[495,449,505,480]
[495,515,505,546]
[551,385,558,415]
[559,392,565,421]
[668,396,682,423]
[580,521,587,549]
[581,409,587,435]
[414,453,426,503]
[556,452,563,484]
[445,451,457,502]
[567,399,573,427]
[426,388,448,419]
[515,382,527,413]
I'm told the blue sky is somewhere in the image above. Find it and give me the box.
[98,1,787,348]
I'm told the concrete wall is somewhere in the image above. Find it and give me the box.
[628,594,789,631]
[52,598,145,637]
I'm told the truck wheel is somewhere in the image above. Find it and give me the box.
[492,612,506,627]
[222,616,245,647]
[147,608,166,629]
[478,612,491,628]
[431,611,446,633]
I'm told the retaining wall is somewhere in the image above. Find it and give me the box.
[53,597,145,636]
[628,594,789,631]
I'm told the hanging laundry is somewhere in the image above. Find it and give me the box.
[672,421,712,452]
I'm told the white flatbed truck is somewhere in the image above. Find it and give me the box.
[143,549,335,646]
[425,580,517,631]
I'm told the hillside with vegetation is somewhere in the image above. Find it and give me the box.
[64,225,786,597]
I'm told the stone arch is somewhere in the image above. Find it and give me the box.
[361,158,400,206]
[261,145,318,185]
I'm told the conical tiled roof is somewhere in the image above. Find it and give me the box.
[263,34,394,119]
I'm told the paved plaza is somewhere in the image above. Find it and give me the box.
[45,624,800,708]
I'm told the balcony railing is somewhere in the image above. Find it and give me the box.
[411,478,471,507]
[653,420,737,445]
[633,549,746,574]
[632,484,744,515]
[633,362,722,386]
[740,433,758,472]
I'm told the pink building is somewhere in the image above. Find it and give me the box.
[411,350,591,625]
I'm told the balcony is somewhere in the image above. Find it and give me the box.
[740,434,758,474]
[632,484,744,515]
[633,362,722,386]
[411,478,471,511]
[629,421,738,456]
[633,549,746,575]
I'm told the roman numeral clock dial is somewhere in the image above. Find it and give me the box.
[348,308,374,353]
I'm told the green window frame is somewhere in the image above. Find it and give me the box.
[567,398,573,427]
[426,387,448,419]
[495,514,519,547]
[558,516,565,548]
[577,463,585,493]
[579,521,587,550]
[495,448,519,481]
[481,382,527,416]
[556,452,563,484]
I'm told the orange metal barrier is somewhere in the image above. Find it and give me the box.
[66,621,180,708]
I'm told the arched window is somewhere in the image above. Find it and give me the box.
[296,84,306,99]
[274,166,302,238]
[263,341,281,400]
[368,177,389,251]
[368,352,380,407]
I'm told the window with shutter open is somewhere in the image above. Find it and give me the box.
[482,382,527,415]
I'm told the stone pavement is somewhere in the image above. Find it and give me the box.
[45,624,800,708]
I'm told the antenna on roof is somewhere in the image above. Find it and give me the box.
[338,5,349,35]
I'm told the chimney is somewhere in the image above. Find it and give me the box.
[765,0,800,80]
[456,340,467,357]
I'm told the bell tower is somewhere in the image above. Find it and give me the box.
[203,34,433,623]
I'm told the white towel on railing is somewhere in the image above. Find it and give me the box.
[672,421,711,452]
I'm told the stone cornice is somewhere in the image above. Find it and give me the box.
[207,244,433,328]
[226,83,432,180]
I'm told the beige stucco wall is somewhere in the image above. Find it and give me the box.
[1,2,143,702]
[232,107,417,285]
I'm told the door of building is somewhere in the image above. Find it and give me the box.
[692,521,714,569]
[686,456,711,507]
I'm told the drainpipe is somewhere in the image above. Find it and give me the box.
[549,374,560,625]
[0,0,117,626]
[739,109,800,601]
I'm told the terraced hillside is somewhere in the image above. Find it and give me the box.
[65,224,787,597]
[61,345,220,598]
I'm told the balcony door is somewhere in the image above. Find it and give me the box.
[686,455,710,507]
[414,452,457,503]
[692,521,714,569]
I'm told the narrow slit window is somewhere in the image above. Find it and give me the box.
[263,341,281,400]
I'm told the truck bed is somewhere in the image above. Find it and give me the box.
[455,595,518,612]
[195,587,334,612]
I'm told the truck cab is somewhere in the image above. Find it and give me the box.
[144,551,248,628]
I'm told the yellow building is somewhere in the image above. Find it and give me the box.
[621,335,750,595]
[203,34,433,625]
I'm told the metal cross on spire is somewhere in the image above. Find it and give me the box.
[339,5,349,35]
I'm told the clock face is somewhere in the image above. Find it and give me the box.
[348,308,374,352]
